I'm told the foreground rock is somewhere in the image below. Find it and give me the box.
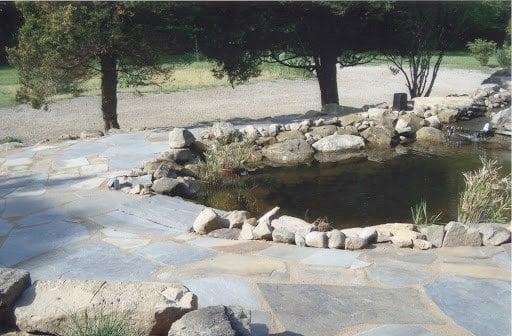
[193,208,228,235]
[169,128,195,149]
[442,222,482,247]
[261,139,314,165]
[168,305,250,336]
[477,223,511,246]
[312,134,365,152]
[15,280,197,336]
[0,268,31,325]
[415,127,447,144]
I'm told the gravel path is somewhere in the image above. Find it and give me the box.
[0,65,492,144]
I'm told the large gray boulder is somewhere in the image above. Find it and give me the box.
[272,227,296,244]
[477,223,511,246]
[312,134,365,152]
[419,224,445,248]
[490,108,511,131]
[361,126,394,147]
[169,128,195,149]
[261,139,314,165]
[305,231,328,248]
[270,215,314,237]
[309,125,338,139]
[0,268,31,326]
[15,280,197,336]
[168,305,250,336]
[193,208,227,235]
[152,177,181,195]
[442,222,482,247]
[415,127,447,144]
[327,230,346,249]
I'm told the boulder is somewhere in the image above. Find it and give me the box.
[400,113,424,132]
[490,108,511,131]
[358,227,377,243]
[372,223,416,236]
[413,239,433,250]
[425,115,441,129]
[295,234,306,247]
[314,151,367,163]
[270,215,314,237]
[276,130,305,142]
[336,126,359,136]
[309,125,338,139]
[159,149,197,165]
[395,118,412,134]
[272,227,296,244]
[15,280,197,336]
[241,125,259,141]
[305,231,328,248]
[239,222,255,240]
[327,230,346,249]
[390,236,413,248]
[312,134,365,152]
[212,122,237,139]
[224,211,250,229]
[152,177,181,195]
[415,127,446,144]
[153,163,176,180]
[361,126,394,147]
[477,223,511,246]
[168,305,250,336]
[419,225,445,248]
[193,208,227,235]
[257,207,280,226]
[252,221,273,241]
[0,268,31,325]
[437,109,459,124]
[442,221,482,247]
[262,139,314,165]
[345,236,367,250]
[208,228,241,240]
[175,176,201,197]
[338,113,367,127]
[367,108,389,121]
[169,128,195,149]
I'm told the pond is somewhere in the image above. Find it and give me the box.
[196,145,510,230]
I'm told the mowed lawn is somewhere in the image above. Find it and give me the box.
[0,52,499,109]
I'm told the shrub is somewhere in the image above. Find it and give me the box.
[0,136,22,144]
[69,310,132,336]
[458,157,511,224]
[410,200,442,226]
[495,46,511,68]
[466,39,497,66]
[199,139,251,184]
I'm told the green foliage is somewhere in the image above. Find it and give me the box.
[466,39,497,66]
[69,310,132,336]
[495,46,511,68]
[458,157,511,225]
[0,136,21,144]
[410,200,442,226]
[199,139,251,185]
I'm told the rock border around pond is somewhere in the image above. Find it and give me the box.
[192,207,512,251]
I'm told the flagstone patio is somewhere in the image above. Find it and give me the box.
[0,131,510,336]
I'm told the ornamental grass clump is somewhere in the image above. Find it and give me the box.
[69,309,132,336]
[458,157,511,225]
[410,200,442,226]
[199,139,251,185]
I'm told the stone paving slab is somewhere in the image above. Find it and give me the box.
[425,276,511,336]
[257,244,318,261]
[21,241,158,281]
[0,220,88,266]
[91,209,177,236]
[354,325,437,336]
[258,283,441,336]
[183,276,260,310]
[0,218,12,236]
[302,249,370,269]
[134,241,216,267]
[367,259,431,287]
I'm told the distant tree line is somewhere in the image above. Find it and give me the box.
[4,1,510,130]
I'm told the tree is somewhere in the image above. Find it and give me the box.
[9,2,183,130]
[383,1,510,98]
[199,2,390,107]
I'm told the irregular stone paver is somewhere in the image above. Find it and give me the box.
[425,276,511,336]
[354,325,436,336]
[257,244,318,261]
[134,242,216,267]
[0,219,12,236]
[258,283,441,336]
[189,237,242,248]
[0,221,88,266]
[92,210,176,236]
[302,249,370,269]
[5,183,46,198]
[22,241,158,281]
[16,208,70,227]
[367,259,431,287]
[183,276,260,310]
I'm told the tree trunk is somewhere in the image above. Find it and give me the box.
[100,55,120,131]
[316,54,339,106]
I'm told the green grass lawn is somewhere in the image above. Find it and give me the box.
[0,52,501,109]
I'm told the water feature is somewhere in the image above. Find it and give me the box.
[197,145,510,229]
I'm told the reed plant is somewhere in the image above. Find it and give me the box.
[410,199,443,226]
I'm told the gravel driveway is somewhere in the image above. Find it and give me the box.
[0,65,492,144]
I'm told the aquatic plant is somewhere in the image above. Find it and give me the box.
[312,216,333,232]
[199,139,251,184]
[410,200,442,226]
[458,157,511,224]
[69,309,132,336]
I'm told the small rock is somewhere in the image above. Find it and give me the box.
[152,177,180,195]
[358,227,377,243]
[159,149,197,164]
[272,227,296,244]
[169,128,195,149]
[193,208,227,235]
[129,184,142,195]
[295,234,306,247]
[0,268,31,325]
[309,125,338,139]
[239,222,255,240]
[395,118,412,134]
[312,134,365,152]
[261,139,314,165]
[327,230,345,249]
[271,215,314,237]
[212,122,237,139]
[107,177,120,190]
[419,225,445,248]
[425,115,441,129]
[276,130,305,142]
[345,236,367,250]
[477,223,511,246]
[153,163,176,180]
[437,109,459,124]
[168,305,250,336]
[413,239,432,250]
[390,236,413,248]
[252,221,273,241]
[257,207,280,226]
[305,231,328,248]
[241,125,259,140]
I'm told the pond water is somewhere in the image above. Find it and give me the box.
[197,145,510,230]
